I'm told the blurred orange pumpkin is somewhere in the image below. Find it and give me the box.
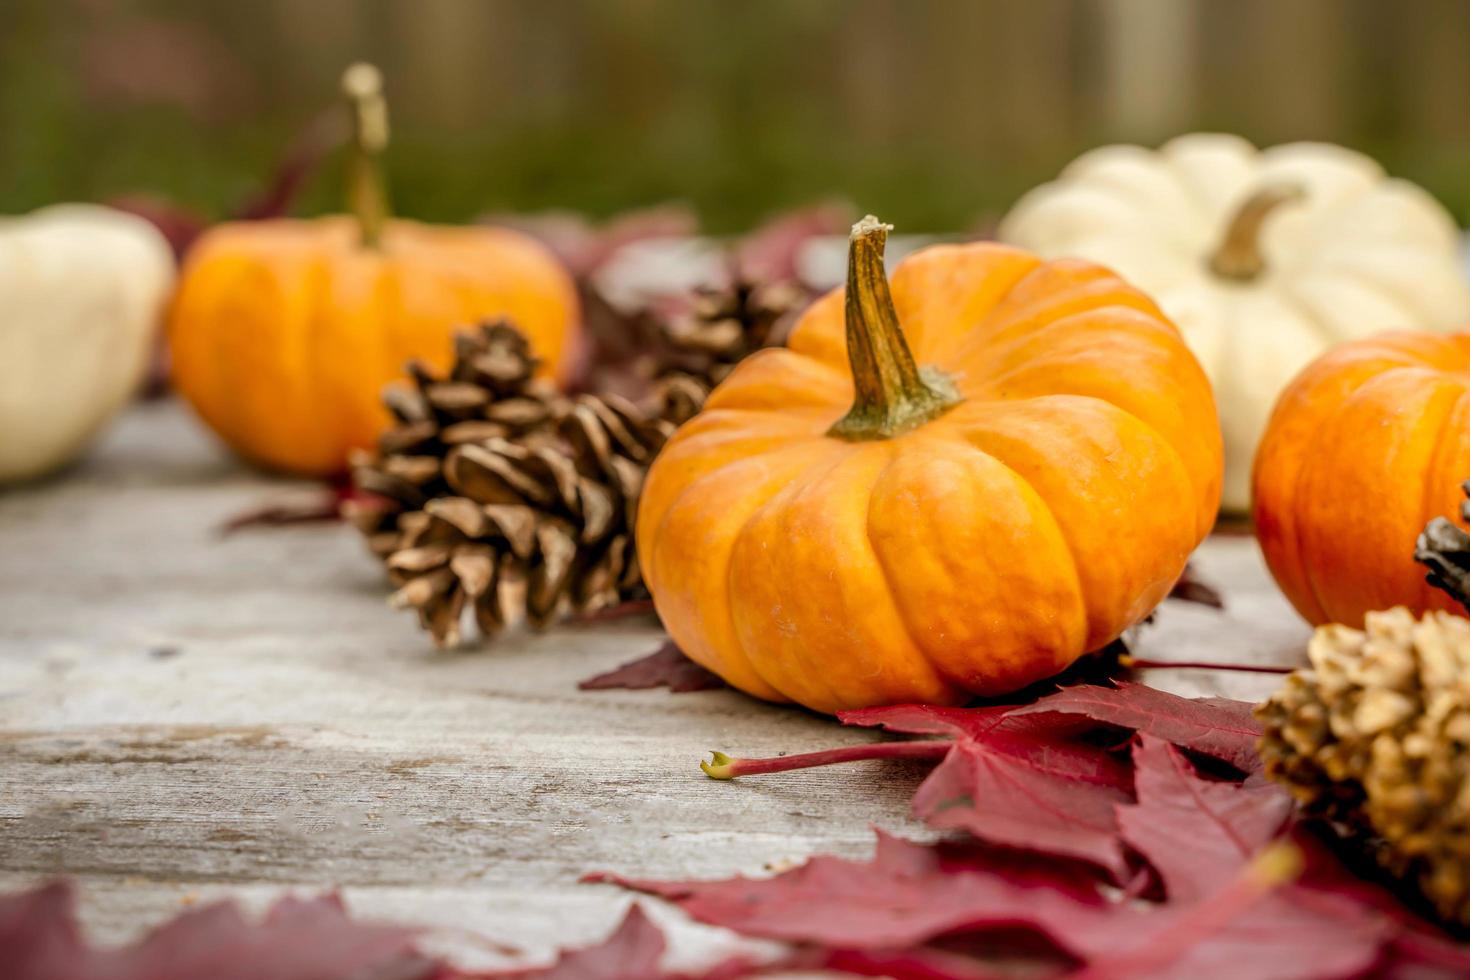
[637,216,1222,714]
[1254,330,1470,627]
[169,64,579,476]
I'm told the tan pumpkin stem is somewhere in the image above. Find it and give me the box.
[1207,183,1306,282]
[342,62,391,249]
[828,216,961,441]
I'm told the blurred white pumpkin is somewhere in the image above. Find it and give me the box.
[0,205,174,482]
[999,134,1470,513]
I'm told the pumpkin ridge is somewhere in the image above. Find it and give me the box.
[887,243,1042,365]
[307,248,345,465]
[881,427,1088,691]
[724,440,866,709]
[1280,258,1426,342]
[1298,368,1463,624]
[962,314,1218,539]
[1413,384,1470,613]
[935,413,1094,651]
[946,393,1199,649]
[648,437,827,701]
[636,410,834,558]
[859,437,975,703]
[947,274,1171,373]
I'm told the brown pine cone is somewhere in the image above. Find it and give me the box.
[1256,607,1470,926]
[346,321,673,647]
[650,278,811,424]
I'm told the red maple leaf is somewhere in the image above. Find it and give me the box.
[0,880,437,980]
[587,830,1118,959]
[590,828,1393,979]
[1012,682,1263,774]
[610,682,1470,978]
[0,883,736,980]
[579,641,726,693]
[703,684,1265,878]
[478,904,667,979]
[1116,735,1293,902]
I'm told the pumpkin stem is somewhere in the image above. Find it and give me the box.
[342,62,391,250]
[1207,183,1306,282]
[828,216,961,440]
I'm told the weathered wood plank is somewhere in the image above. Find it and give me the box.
[0,401,1310,967]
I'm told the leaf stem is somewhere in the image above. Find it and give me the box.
[701,739,953,780]
[1119,654,1293,675]
[827,216,961,441]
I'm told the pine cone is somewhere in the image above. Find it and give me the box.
[346,321,674,647]
[1256,607,1470,926]
[650,278,810,424]
[1414,479,1470,611]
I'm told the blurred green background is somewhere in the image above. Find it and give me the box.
[5,0,1470,234]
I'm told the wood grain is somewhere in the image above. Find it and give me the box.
[0,401,1311,968]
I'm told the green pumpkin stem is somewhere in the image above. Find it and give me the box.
[1208,183,1306,282]
[342,62,391,250]
[828,216,961,441]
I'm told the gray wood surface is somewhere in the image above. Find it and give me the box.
[0,401,1311,971]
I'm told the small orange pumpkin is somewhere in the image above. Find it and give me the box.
[169,65,579,475]
[1254,330,1470,627]
[637,216,1222,714]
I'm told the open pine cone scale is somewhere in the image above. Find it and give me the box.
[348,320,674,647]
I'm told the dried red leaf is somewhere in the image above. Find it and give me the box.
[231,110,344,223]
[910,737,1133,877]
[590,830,1393,980]
[0,880,436,980]
[587,831,1113,959]
[734,201,853,284]
[1071,846,1391,980]
[108,194,209,260]
[484,206,700,281]
[478,904,666,979]
[579,640,726,693]
[1117,736,1294,902]
[1012,682,1263,774]
[702,685,1267,877]
[217,480,368,535]
[1167,562,1225,609]
[841,686,1263,875]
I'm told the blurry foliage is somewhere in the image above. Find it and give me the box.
[4,0,1470,233]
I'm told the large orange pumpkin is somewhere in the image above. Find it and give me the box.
[637,216,1222,713]
[1254,330,1470,627]
[169,64,578,476]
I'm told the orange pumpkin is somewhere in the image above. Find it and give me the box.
[637,216,1222,714]
[169,64,578,476]
[1254,330,1470,627]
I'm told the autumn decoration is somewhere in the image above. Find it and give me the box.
[0,205,175,482]
[1257,606,1470,930]
[637,215,1222,713]
[1253,330,1470,626]
[573,681,1470,978]
[168,63,580,476]
[0,881,700,980]
[346,321,674,646]
[1000,133,1470,513]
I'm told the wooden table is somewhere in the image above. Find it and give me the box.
[0,401,1312,971]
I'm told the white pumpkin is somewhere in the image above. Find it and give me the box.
[998,133,1470,513]
[0,205,175,482]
